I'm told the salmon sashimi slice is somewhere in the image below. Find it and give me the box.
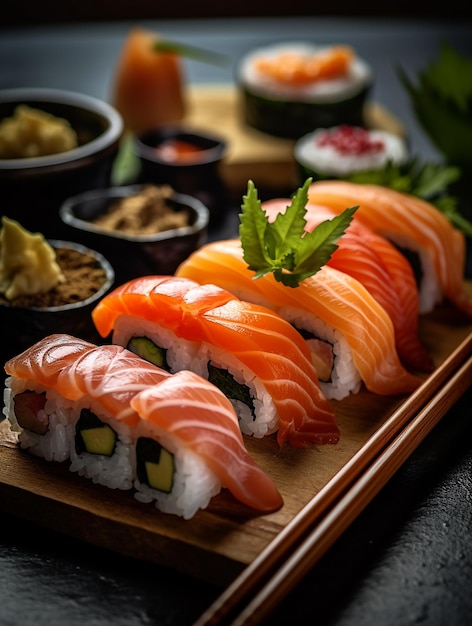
[176,240,423,399]
[131,369,283,513]
[91,275,198,339]
[307,180,472,316]
[180,284,339,448]
[4,333,97,388]
[111,27,186,133]
[92,276,339,449]
[262,198,433,373]
[4,334,173,427]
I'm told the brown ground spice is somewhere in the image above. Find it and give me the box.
[0,247,108,308]
[91,184,191,235]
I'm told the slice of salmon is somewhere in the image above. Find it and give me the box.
[92,276,339,449]
[262,198,433,373]
[308,180,472,317]
[176,240,423,398]
[111,27,186,133]
[131,369,283,513]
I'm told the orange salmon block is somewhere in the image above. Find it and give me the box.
[111,27,186,133]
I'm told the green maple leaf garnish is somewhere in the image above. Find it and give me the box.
[397,41,472,167]
[239,178,358,287]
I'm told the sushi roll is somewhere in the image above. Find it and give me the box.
[3,334,172,489]
[262,198,434,373]
[130,369,283,517]
[307,180,472,316]
[294,125,409,184]
[2,334,99,462]
[92,275,340,448]
[3,333,283,518]
[237,42,373,139]
[176,239,422,400]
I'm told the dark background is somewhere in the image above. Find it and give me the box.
[4,2,472,26]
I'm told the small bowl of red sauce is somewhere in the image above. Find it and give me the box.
[132,126,228,223]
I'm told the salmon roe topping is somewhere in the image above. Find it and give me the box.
[254,46,354,85]
[315,126,385,155]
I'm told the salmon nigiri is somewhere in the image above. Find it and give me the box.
[262,198,433,373]
[4,334,173,464]
[92,276,339,449]
[131,369,283,515]
[307,180,472,316]
[176,239,423,399]
[4,334,283,517]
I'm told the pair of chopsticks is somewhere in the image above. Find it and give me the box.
[194,331,472,626]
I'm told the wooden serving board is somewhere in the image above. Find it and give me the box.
[183,85,406,194]
[1,295,471,588]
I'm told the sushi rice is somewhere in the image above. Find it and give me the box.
[113,315,279,438]
[4,375,136,489]
[294,126,409,180]
[3,370,245,519]
[133,434,221,520]
[278,305,362,401]
[238,43,372,103]
[3,377,223,517]
[4,378,75,463]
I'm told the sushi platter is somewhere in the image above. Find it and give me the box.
[0,79,471,592]
[1,292,471,588]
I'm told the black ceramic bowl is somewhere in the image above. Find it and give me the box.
[59,184,210,284]
[0,240,115,362]
[132,125,228,222]
[0,88,124,238]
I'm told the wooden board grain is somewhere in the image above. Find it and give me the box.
[183,85,406,193]
[1,297,471,588]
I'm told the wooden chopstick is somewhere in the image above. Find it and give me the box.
[194,332,472,626]
[229,353,472,626]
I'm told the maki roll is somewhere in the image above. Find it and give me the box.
[92,275,340,448]
[237,42,373,139]
[131,368,283,517]
[262,198,433,374]
[3,333,283,518]
[3,334,172,489]
[307,180,472,316]
[294,125,409,184]
[176,239,422,400]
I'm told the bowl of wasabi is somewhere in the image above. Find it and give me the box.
[0,217,115,361]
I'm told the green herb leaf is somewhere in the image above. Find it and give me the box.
[239,178,358,287]
[397,42,472,167]
[153,39,230,66]
[420,41,472,112]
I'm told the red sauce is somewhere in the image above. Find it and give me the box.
[315,125,385,155]
[153,138,205,163]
